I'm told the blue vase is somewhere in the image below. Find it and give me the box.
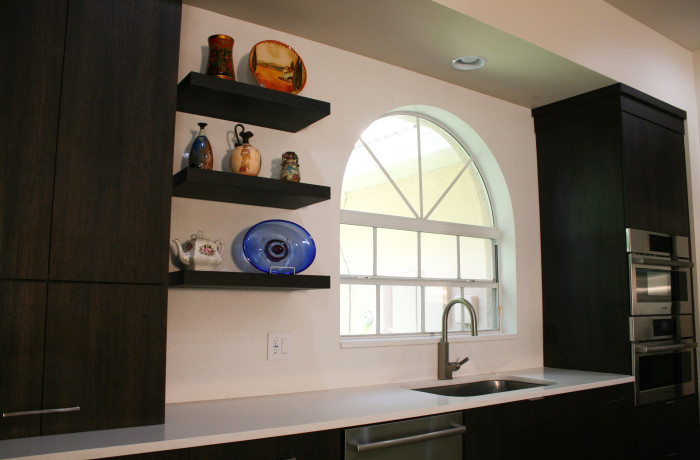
[189,122,213,169]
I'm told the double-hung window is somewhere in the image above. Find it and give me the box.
[340,113,500,338]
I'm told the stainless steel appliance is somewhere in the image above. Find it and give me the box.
[627,228,693,315]
[344,412,464,459]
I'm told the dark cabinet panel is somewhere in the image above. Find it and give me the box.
[49,0,181,284]
[103,450,190,460]
[190,429,343,460]
[463,384,634,460]
[0,1,67,279]
[0,281,47,439]
[634,395,700,459]
[40,283,167,435]
[621,113,690,236]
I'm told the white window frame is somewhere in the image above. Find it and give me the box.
[340,112,503,341]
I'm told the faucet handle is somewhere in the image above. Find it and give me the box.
[453,356,470,369]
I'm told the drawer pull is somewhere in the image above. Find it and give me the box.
[3,406,80,417]
[349,424,466,453]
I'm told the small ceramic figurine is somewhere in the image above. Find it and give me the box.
[280,151,300,182]
[230,124,261,176]
[172,231,223,271]
[189,122,214,170]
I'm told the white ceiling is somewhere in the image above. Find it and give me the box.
[603,0,700,51]
[185,0,696,109]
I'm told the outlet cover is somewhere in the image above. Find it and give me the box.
[268,332,292,360]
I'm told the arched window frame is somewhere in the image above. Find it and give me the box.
[340,111,503,339]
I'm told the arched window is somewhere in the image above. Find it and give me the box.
[340,113,500,338]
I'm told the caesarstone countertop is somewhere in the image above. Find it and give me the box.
[0,367,634,459]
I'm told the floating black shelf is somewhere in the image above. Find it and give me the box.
[176,72,331,132]
[171,167,331,209]
[168,270,330,290]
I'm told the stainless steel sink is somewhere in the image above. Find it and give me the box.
[412,379,552,397]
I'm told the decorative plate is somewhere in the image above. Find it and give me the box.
[242,220,316,274]
[248,40,307,94]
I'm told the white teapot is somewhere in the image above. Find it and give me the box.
[172,231,224,271]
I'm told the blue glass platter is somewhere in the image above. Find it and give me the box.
[242,220,316,274]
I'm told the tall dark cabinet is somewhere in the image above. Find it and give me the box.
[533,83,689,375]
[533,84,698,458]
[0,0,181,440]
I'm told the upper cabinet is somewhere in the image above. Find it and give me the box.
[533,83,689,238]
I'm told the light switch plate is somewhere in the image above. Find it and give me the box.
[268,332,292,360]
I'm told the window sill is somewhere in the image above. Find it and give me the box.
[340,332,517,349]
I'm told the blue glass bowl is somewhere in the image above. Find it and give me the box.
[242,220,316,274]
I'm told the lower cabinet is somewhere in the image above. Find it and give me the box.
[462,383,633,460]
[634,395,700,459]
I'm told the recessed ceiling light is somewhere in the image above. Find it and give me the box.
[451,56,486,71]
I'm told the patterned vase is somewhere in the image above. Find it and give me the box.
[280,151,300,182]
[206,34,235,80]
[189,122,214,170]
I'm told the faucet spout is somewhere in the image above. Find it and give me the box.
[438,298,478,380]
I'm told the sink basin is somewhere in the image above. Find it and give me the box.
[413,379,552,397]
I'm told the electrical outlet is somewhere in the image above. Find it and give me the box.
[268,332,292,360]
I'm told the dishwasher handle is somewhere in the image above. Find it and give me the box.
[348,423,466,453]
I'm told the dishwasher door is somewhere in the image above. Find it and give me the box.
[344,412,465,460]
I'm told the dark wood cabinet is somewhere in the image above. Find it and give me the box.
[0,281,47,439]
[0,0,180,440]
[533,84,689,376]
[103,450,190,460]
[634,395,700,459]
[0,1,67,280]
[189,429,343,460]
[49,0,180,284]
[41,283,167,435]
[462,384,633,460]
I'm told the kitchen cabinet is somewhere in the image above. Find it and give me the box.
[462,383,633,460]
[533,83,689,375]
[171,74,331,290]
[0,0,180,440]
[104,450,189,460]
[633,395,700,459]
[189,429,343,460]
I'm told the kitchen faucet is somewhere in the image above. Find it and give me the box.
[438,298,478,380]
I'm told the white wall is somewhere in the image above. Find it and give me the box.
[166,5,542,404]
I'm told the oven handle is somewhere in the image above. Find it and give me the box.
[630,257,694,268]
[635,342,697,354]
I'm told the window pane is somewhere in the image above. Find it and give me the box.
[425,286,461,333]
[377,228,417,277]
[421,233,457,278]
[464,287,499,331]
[340,284,377,335]
[428,162,493,226]
[460,237,494,280]
[341,141,414,217]
[362,115,421,216]
[420,119,470,216]
[380,285,420,334]
[340,224,373,275]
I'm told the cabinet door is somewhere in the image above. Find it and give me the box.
[584,384,633,459]
[49,0,181,284]
[0,281,47,440]
[634,395,700,459]
[0,0,67,279]
[40,283,167,435]
[190,429,343,460]
[621,112,690,236]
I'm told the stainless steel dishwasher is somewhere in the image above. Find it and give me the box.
[344,412,465,459]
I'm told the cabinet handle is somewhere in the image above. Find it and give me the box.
[604,397,625,404]
[349,424,466,453]
[2,406,80,417]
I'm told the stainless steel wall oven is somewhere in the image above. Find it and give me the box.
[627,228,696,405]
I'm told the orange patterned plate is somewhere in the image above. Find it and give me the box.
[248,40,307,94]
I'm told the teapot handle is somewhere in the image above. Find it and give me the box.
[216,240,224,254]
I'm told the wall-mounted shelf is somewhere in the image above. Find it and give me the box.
[168,270,330,290]
[172,167,331,209]
[176,72,331,132]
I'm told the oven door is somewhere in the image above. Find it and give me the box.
[629,256,693,315]
[633,339,697,405]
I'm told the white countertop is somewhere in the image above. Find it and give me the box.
[0,368,634,459]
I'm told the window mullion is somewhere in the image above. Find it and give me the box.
[416,116,424,218]
[424,159,472,220]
